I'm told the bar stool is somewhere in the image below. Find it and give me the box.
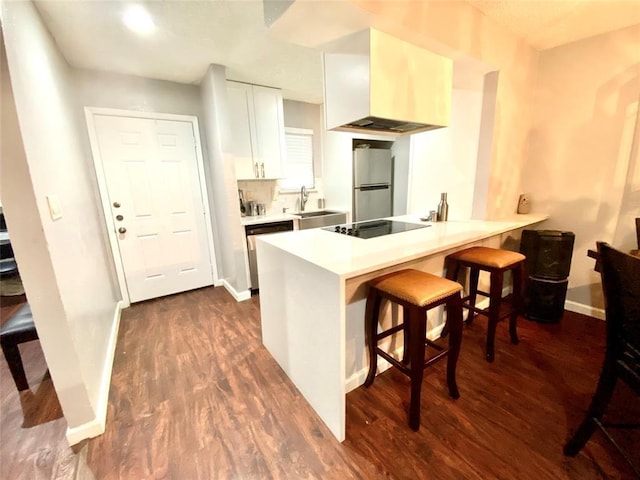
[364,268,464,431]
[444,246,526,362]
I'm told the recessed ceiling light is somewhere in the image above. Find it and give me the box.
[123,5,155,35]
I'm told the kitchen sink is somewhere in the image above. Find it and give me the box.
[295,210,347,230]
[296,210,340,218]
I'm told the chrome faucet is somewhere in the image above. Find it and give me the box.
[300,185,309,212]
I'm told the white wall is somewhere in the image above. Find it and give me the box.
[1,1,120,441]
[407,86,484,219]
[524,24,640,312]
[73,69,221,281]
[321,128,354,216]
[392,136,410,216]
[200,65,250,298]
[283,99,323,178]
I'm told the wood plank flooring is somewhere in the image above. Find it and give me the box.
[1,286,638,479]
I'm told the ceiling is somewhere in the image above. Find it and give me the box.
[465,0,640,50]
[32,0,640,104]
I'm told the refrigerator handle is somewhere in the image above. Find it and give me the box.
[358,184,390,191]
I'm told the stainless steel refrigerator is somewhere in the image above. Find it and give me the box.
[353,147,393,222]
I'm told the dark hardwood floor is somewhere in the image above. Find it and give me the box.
[1,287,638,479]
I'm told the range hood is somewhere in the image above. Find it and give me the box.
[323,29,453,136]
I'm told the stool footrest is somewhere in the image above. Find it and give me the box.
[376,323,404,341]
[462,303,516,322]
[376,348,411,376]
[375,344,450,377]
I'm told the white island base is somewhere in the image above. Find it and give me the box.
[257,214,548,442]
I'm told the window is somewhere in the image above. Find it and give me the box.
[279,127,314,191]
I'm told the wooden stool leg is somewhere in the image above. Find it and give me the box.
[564,358,618,456]
[510,263,524,345]
[408,307,427,431]
[446,294,462,399]
[1,342,30,391]
[441,257,461,338]
[467,267,480,324]
[485,270,503,362]
[364,290,382,387]
[402,307,410,365]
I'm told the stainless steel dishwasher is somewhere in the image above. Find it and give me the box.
[246,220,294,291]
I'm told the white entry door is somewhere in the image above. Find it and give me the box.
[92,114,214,303]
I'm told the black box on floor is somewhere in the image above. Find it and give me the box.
[524,277,569,323]
[520,230,575,280]
[520,229,575,323]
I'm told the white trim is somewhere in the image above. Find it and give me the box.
[565,300,606,321]
[84,107,218,304]
[66,300,124,445]
[190,116,220,285]
[222,279,251,302]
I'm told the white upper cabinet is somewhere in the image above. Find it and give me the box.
[227,81,285,180]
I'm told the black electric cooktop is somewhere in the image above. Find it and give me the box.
[323,219,430,239]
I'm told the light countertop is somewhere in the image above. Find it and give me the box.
[240,213,300,226]
[258,213,549,278]
[239,209,348,227]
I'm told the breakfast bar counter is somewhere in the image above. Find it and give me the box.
[256,213,548,441]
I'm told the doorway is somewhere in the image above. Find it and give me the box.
[86,109,217,304]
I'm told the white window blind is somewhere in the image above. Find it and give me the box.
[280,127,314,191]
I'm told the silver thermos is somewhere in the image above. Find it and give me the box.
[437,192,449,221]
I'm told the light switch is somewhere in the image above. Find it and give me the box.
[46,194,63,220]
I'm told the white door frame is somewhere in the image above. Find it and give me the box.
[85,107,219,307]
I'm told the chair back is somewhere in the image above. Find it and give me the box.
[635,217,640,249]
[597,241,640,392]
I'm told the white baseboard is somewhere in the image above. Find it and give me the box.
[564,300,605,320]
[66,300,124,445]
[222,279,251,302]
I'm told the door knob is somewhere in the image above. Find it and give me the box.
[118,227,127,234]
[113,201,121,208]
[116,215,124,221]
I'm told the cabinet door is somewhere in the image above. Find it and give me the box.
[252,85,285,179]
[227,82,258,179]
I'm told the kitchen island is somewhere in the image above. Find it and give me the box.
[256,213,548,441]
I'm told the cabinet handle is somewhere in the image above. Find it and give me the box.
[254,163,259,178]
[260,162,265,178]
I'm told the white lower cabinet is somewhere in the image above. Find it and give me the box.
[227,81,285,180]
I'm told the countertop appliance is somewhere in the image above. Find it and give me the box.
[323,219,429,239]
[245,220,294,291]
[353,146,393,222]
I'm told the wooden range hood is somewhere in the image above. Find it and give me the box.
[323,29,453,136]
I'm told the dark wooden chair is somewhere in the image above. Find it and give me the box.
[635,217,639,249]
[0,303,39,391]
[0,212,18,277]
[563,242,640,477]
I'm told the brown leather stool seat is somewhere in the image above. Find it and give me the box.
[0,303,38,391]
[444,246,526,362]
[364,268,464,431]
